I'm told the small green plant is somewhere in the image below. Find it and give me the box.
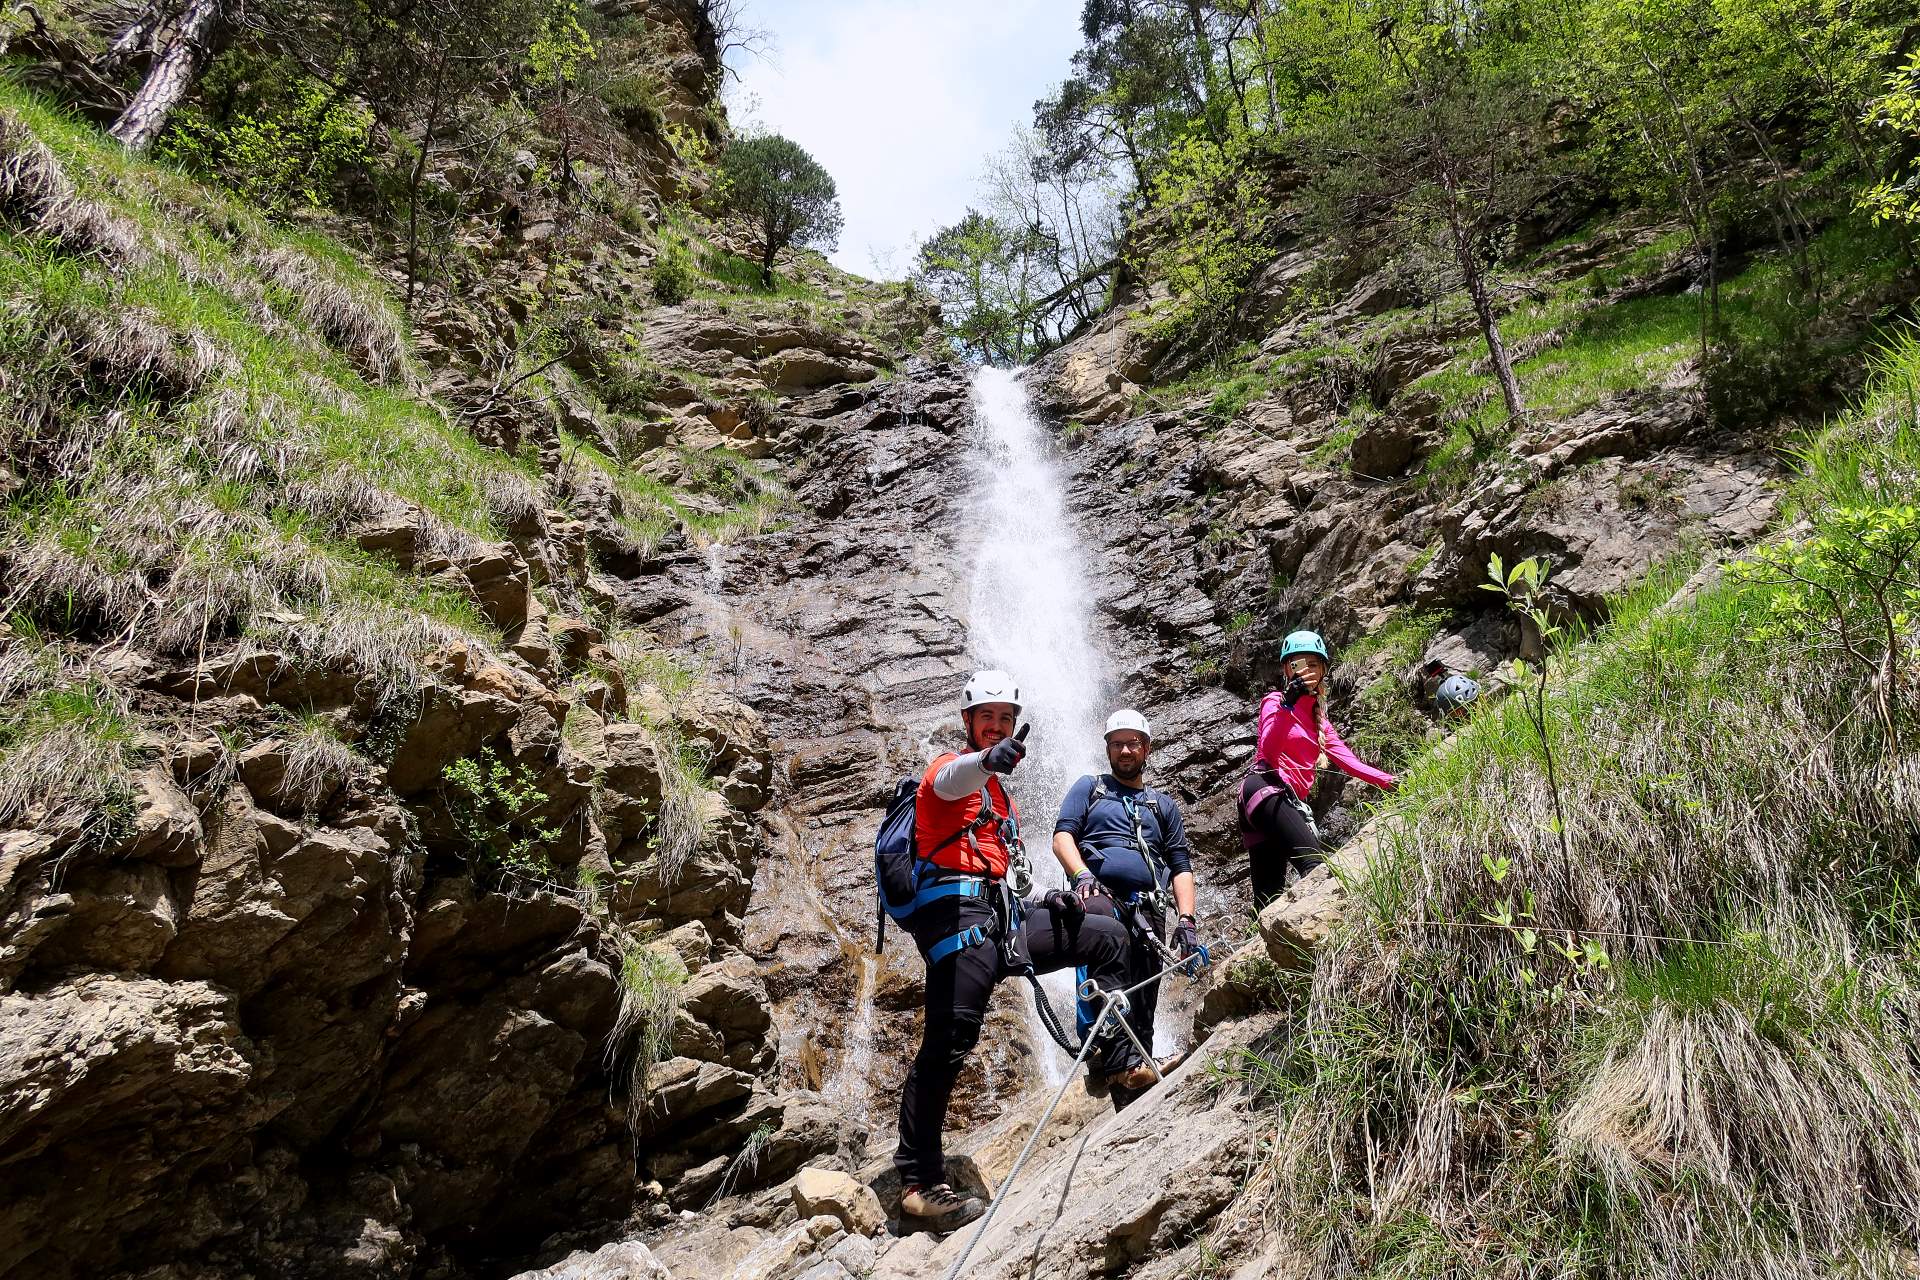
[1733,500,1920,750]
[1482,554,1575,879]
[651,230,695,305]
[441,748,562,885]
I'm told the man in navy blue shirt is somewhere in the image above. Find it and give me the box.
[1052,709,1206,1107]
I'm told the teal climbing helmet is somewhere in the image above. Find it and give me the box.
[1279,629,1330,664]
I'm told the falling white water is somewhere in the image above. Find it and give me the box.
[824,955,878,1126]
[964,365,1113,1085]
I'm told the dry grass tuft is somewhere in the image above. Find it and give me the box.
[606,940,689,1129]
[0,636,137,832]
[278,715,359,814]
[252,244,410,386]
[0,109,148,265]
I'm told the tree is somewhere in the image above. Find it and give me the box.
[719,133,843,286]
[916,211,1029,363]
[105,0,228,151]
[1283,0,1556,421]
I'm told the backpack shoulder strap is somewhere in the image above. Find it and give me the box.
[923,784,997,859]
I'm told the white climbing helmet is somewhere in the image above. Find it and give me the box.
[961,669,1022,714]
[1104,709,1151,741]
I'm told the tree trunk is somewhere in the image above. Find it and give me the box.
[107,0,223,152]
[1441,167,1524,422]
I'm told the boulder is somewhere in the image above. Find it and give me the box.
[420,541,533,630]
[760,349,879,391]
[1348,412,1434,478]
[1259,823,1383,969]
[509,1240,671,1280]
[157,790,401,997]
[791,1166,886,1237]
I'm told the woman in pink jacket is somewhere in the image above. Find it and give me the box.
[1239,629,1396,908]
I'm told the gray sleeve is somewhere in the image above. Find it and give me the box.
[932,751,992,800]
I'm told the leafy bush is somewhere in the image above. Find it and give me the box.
[441,748,562,886]
[651,231,695,304]
[159,58,371,217]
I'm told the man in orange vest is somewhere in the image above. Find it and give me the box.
[894,669,1138,1231]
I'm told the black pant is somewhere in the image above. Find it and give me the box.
[894,895,1133,1189]
[1243,777,1322,911]
[1076,896,1162,1076]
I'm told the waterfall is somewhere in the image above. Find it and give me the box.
[964,365,1111,1085]
[824,955,878,1126]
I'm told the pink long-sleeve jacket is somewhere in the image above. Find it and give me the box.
[1256,691,1397,803]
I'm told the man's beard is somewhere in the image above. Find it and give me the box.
[1110,761,1144,784]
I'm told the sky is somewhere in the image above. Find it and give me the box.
[725,0,1084,279]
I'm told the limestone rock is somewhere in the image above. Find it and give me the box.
[509,1240,671,1280]
[791,1166,886,1237]
[1259,822,1381,969]
[123,768,203,865]
[770,349,880,391]
[32,861,178,972]
[0,976,257,1274]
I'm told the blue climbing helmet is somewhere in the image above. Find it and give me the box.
[1436,673,1481,716]
[1279,629,1330,665]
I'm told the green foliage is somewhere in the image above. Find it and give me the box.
[1139,122,1277,355]
[651,228,695,304]
[527,0,596,88]
[441,748,562,885]
[1861,53,1920,228]
[159,59,372,217]
[719,133,843,285]
[915,209,1039,363]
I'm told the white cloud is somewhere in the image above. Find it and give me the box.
[727,0,1082,278]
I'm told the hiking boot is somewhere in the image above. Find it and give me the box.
[1102,1053,1183,1094]
[1101,1061,1159,1092]
[900,1182,985,1232]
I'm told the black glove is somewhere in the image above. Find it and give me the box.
[1174,915,1207,967]
[1281,676,1310,708]
[1072,870,1106,904]
[980,734,1027,774]
[1042,888,1084,923]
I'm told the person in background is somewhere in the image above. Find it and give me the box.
[1238,631,1397,909]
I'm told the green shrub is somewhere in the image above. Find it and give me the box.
[651,232,695,304]
[159,58,372,217]
[441,747,562,886]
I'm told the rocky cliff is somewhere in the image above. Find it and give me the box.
[3,3,1912,1272]
[0,3,941,1273]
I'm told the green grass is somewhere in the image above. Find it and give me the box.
[1406,219,1903,475]
[0,80,533,698]
[609,942,691,1120]
[0,668,139,832]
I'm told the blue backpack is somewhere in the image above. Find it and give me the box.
[873,776,998,952]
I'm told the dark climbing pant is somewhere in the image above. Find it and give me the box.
[1074,896,1163,1093]
[895,897,1133,1190]
[1242,775,1322,911]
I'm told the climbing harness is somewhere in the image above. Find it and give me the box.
[939,961,1190,1280]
